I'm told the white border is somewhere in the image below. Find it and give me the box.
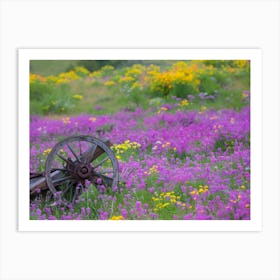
[18,49,262,231]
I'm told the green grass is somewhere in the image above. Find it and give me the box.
[30,60,78,76]
[70,82,132,115]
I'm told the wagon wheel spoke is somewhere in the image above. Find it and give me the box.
[60,182,78,203]
[99,170,114,175]
[81,144,97,164]
[72,186,82,204]
[99,174,113,185]
[92,173,114,189]
[61,181,75,196]
[94,156,109,169]
[52,176,74,185]
[56,153,68,163]
[72,191,78,204]
[50,168,68,172]
[79,140,82,157]
[67,143,81,163]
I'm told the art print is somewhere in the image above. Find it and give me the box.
[18,49,262,231]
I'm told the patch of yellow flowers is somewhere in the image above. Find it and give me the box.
[233,60,249,68]
[118,76,134,83]
[90,65,115,78]
[104,80,116,87]
[74,66,90,76]
[55,71,80,84]
[72,94,83,100]
[30,67,87,85]
[144,165,159,175]
[42,148,65,157]
[112,140,141,161]
[110,215,124,220]
[125,66,143,78]
[180,99,189,106]
[42,148,52,156]
[131,82,142,90]
[189,185,209,200]
[147,62,201,95]
[152,191,183,212]
[113,140,141,153]
[30,73,46,83]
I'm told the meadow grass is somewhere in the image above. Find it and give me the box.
[30,60,78,76]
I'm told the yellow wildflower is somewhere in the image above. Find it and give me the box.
[74,66,90,76]
[43,148,52,156]
[104,80,116,86]
[119,76,134,83]
[73,94,83,100]
[147,165,159,175]
[110,215,124,220]
[181,99,189,106]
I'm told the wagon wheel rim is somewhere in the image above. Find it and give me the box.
[45,135,119,203]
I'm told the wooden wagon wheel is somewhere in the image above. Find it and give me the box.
[45,135,119,204]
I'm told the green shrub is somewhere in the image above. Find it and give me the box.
[30,81,79,115]
[30,82,53,101]
[199,75,221,94]
[170,82,198,98]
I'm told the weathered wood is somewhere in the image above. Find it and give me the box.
[80,139,111,163]
[30,139,112,193]
[30,170,61,194]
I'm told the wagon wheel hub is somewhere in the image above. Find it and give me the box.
[75,163,92,179]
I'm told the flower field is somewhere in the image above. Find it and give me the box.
[30,60,250,220]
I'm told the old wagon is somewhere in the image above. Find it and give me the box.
[30,135,119,204]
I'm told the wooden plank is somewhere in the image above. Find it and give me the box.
[30,170,60,194]
[81,139,112,163]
